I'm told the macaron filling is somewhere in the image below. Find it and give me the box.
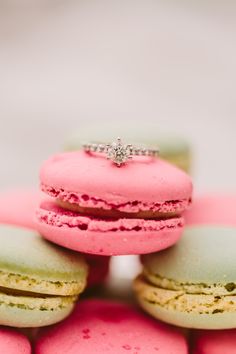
[56,200,182,219]
[134,273,236,315]
[0,267,86,314]
[143,269,236,296]
[37,200,184,233]
[0,289,77,311]
[0,268,86,296]
[41,183,190,218]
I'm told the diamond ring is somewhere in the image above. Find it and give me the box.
[83,137,159,166]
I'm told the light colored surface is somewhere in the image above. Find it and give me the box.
[0,0,236,192]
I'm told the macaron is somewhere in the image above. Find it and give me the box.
[134,225,236,329]
[35,299,188,354]
[0,188,110,288]
[36,150,192,255]
[193,329,236,354]
[0,225,88,327]
[65,122,191,173]
[184,194,236,226]
[0,327,31,354]
[0,188,42,230]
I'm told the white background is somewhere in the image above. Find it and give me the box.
[0,0,235,192]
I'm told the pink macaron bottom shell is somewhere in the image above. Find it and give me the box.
[0,328,31,354]
[37,200,184,233]
[36,200,184,255]
[193,330,236,354]
[41,183,190,214]
[35,299,188,354]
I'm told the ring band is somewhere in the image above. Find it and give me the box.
[83,137,159,166]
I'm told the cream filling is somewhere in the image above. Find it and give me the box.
[0,270,87,296]
[0,290,77,311]
[143,269,236,296]
[134,275,236,315]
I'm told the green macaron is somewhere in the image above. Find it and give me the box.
[0,225,88,327]
[64,122,191,173]
[134,225,236,329]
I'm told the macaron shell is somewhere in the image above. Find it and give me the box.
[0,328,31,353]
[142,225,236,284]
[162,153,191,174]
[36,214,184,255]
[0,188,42,230]
[35,299,188,354]
[137,225,236,329]
[135,295,236,329]
[40,151,192,205]
[0,225,87,284]
[184,195,236,226]
[193,330,236,354]
[0,297,74,328]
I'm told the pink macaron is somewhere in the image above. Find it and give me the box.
[193,329,236,354]
[0,188,110,288]
[0,188,42,230]
[0,327,31,354]
[184,194,236,226]
[36,151,192,255]
[35,299,188,354]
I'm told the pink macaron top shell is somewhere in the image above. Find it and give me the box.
[193,330,236,354]
[40,151,192,212]
[0,328,31,354]
[184,195,236,227]
[36,299,188,354]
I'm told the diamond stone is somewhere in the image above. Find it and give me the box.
[106,138,132,166]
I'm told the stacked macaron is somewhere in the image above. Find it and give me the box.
[35,150,192,256]
[31,144,192,351]
[133,195,236,352]
[6,136,236,353]
[0,225,88,328]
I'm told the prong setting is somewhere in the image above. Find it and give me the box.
[106,138,132,166]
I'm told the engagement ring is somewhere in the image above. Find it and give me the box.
[83,137,159,166]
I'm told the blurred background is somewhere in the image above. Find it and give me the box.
[0,0,236,192]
